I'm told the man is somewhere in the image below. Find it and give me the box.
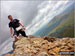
[8,15,28,40]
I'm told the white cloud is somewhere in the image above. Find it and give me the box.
[1,0,73,35]
[26,0,74,35]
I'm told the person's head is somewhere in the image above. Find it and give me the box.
[8,15,13,21]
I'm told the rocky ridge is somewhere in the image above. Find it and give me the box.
[5,35,75,56]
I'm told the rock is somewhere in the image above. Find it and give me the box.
[5,35,75,56]
[5,53,11,56]
[38,52,49,56]
[44,36,57,42]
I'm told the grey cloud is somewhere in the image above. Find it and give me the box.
[0,1,43,45]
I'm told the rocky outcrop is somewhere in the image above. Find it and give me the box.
[5,35,75,56]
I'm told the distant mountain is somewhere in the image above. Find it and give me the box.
[34,8,74,38]
[47,8,74,38]
[62,3,74,13]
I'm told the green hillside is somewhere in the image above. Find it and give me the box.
[47,9,74,37]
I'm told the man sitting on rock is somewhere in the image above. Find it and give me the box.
[8,15,28,40]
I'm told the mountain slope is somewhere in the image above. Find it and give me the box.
[34,8,74,38]
[47,8,74,37]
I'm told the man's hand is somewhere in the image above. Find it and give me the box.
[23,26,26,30]
[11,34,13,38]
[19,21,26,30]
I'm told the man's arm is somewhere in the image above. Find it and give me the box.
[19,21,26,30]
[10,27,13,38]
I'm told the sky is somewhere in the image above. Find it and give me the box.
[0,0,74,47]
[26,0,74,35]
[0,0,74,55]
[0,1,43,45]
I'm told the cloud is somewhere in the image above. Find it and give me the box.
[0,1,42,45]
[0,0,74,55]
[26,0,74,35]
[0,0,74,45]
[1,0,73,35]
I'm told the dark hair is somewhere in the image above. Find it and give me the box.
[8,15,12,18]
